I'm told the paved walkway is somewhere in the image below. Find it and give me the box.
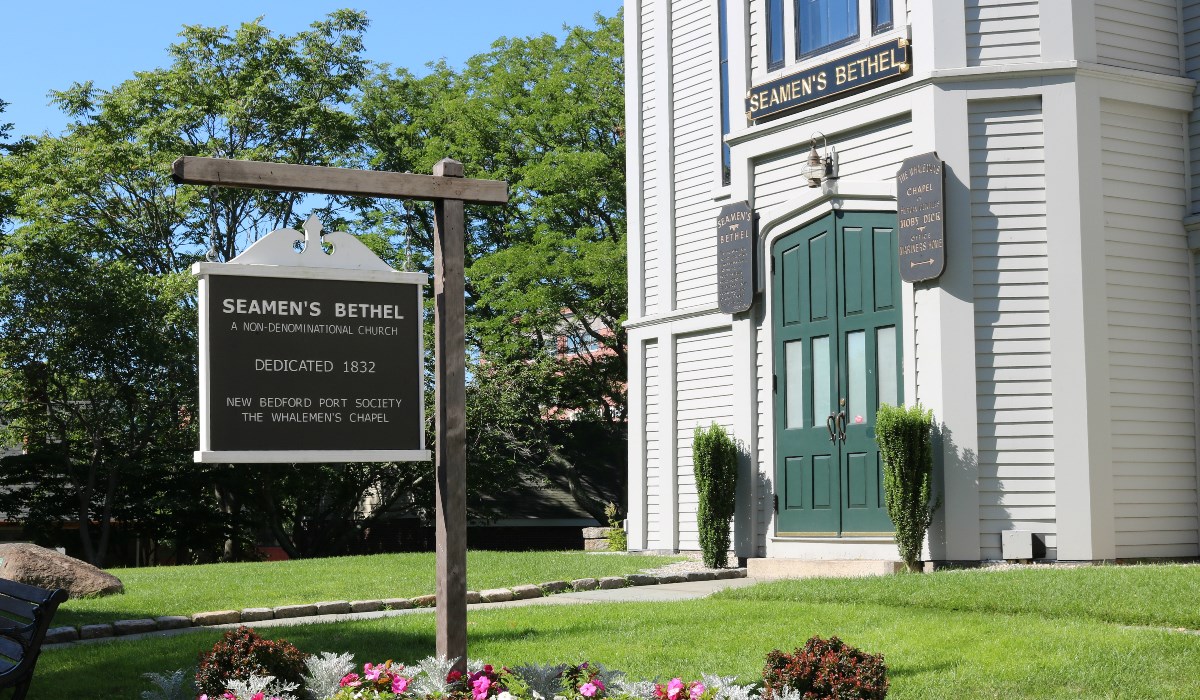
[47,576,763,648]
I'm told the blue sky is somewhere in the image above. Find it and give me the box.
[1,1,624,139]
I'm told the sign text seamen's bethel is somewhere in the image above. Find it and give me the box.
[746,38,910,121]
[716,201,755,314]
[220,297,407,320]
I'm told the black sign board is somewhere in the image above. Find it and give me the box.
[746,38,910,121]
[716,201,756,314]
[896,152,946,283]
[203,274,423,456]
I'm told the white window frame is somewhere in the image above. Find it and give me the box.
[761,0,905,78]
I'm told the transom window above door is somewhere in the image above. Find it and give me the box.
[766,0,896,71]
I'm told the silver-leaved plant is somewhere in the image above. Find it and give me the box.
[510,662,568,700]
[610,678,659,700]
[303,651,356,700]
[222,674,300,700]
[702,673,759,700]
[140,669,195,700]
[409,655,462,697]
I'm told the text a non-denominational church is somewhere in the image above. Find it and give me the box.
[624,0,1200,568]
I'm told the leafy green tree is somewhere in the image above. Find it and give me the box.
[0,97,16,229]
[357,13,628,519]
[0,12,373,563]
[0,10,630,559]
[0,235,200,564]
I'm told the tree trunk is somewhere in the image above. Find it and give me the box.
[257,469,302,559]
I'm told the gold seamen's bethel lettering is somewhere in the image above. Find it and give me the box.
[747,73,828,113]
[835,48,898,85]
[746,39,909,118]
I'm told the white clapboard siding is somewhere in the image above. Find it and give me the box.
[672,0,722,309]
[1101,99,1199,559]
[966,0,1040,66]
[1184,2,1200,212]
[748,0,763,80]
[753,117,913,212]
[1096,0,1181,75]
[969,98,1056,560]
[642,2,661,315]
[645,340,665,550]
[676,329,735,551]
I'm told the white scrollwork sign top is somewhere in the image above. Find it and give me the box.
[229,214,394,272]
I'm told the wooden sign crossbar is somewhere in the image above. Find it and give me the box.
[175,155,504,669]
[172,156,508,204]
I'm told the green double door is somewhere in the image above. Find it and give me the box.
[772,211,902,536]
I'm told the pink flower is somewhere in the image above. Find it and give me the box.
[251,694,265,700]
[580,682,600,697]
[473,674,493,700]
[690,684,706,700]
[667,678,685,700]
[366,663,387,681]
[340,672,362,688]
[393,675,411,694]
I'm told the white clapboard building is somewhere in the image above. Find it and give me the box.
[624,0,1200,565]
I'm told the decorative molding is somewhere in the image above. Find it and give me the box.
[229,215,397,272]
[624,305,730,331]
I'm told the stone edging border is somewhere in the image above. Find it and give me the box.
[44,568,747,644]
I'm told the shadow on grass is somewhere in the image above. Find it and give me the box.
[54,608,167,628]
[884,659,956,679]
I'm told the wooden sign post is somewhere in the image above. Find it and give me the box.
[174,155,507,669]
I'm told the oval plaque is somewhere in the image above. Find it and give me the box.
[716,201,756,314]
[896,152,945,283]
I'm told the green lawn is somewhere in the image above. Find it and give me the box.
[715,563,1200,629]
[54,551,685,627]
[31,564,1200,699]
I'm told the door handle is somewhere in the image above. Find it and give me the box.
[836,411,847,442]
[825,414,837,442]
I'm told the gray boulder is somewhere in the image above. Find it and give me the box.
[0,543,124,598]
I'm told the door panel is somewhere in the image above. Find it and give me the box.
[774,211,902,536]
[774,217,840,535]
[838,214,900,533]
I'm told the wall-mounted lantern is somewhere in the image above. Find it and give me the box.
[803,132,838,188]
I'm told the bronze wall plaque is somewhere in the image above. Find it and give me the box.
[896,152,945,283]
[716,201,756,314]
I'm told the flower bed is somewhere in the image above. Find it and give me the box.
[143,627,888,700]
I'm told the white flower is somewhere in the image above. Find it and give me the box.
[498,692,515,700]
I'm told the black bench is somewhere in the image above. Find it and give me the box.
[0,579,68,700]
